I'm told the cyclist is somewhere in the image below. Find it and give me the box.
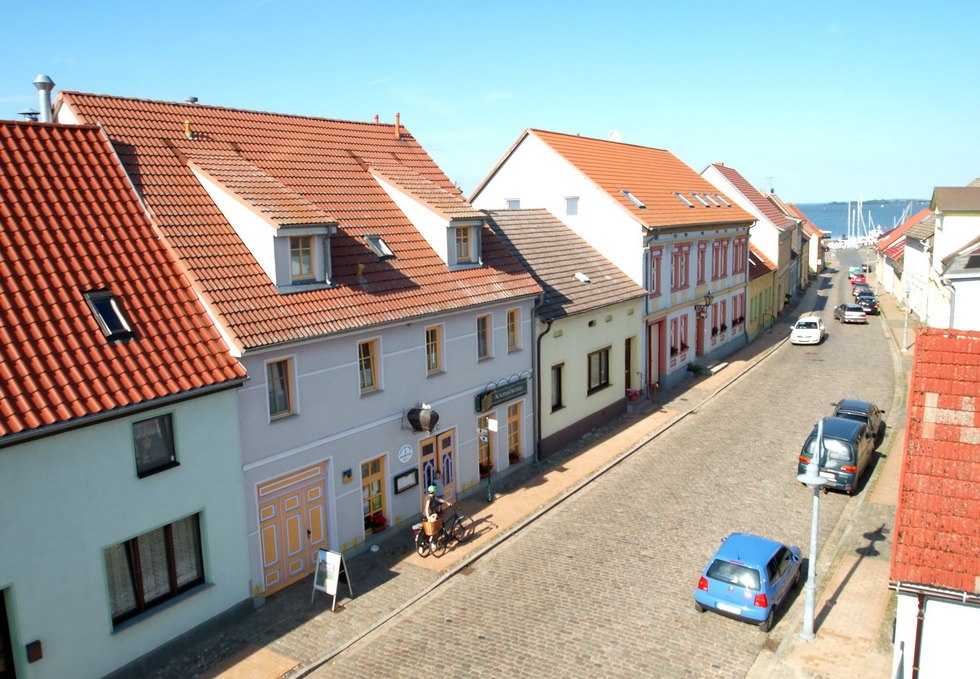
[423,484,451,521]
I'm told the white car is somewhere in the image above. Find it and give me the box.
[790,316,825,345]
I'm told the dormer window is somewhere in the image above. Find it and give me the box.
[290,236,315,282]
[365,235,396,260]
[274,223,337,293]
[84,290,134,342]
[449,219,482,269]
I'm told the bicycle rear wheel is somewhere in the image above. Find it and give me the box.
[414,529,431,558]
[451,515,473,543]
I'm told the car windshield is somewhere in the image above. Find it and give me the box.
[707,559,760,590]
[805,437,852,461]
[796,321,818,329]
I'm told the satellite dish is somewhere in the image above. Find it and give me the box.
[608,129,621,142]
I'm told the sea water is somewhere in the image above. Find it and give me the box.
[795,200,929,240]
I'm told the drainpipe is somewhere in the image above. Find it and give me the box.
[911,591,925,679]
[534,310,552,464]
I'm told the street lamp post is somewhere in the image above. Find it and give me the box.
[797,418,828,640]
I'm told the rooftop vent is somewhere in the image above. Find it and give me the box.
[185,96,199,104]
[33,74,54,123]
[574,272,591,284]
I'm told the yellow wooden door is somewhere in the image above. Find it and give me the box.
[257,463,327,595]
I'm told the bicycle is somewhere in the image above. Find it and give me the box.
[413,505,473,558]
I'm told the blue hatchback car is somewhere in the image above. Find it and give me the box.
[694,533,802,631]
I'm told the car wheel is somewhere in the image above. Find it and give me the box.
[760,608,775,633]
[694,601,705,613]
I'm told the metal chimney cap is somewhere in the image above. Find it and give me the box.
[33,74,55,92]
[19,109,40,121]
[185,96,199,104]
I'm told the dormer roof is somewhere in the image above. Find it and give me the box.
[472,129,754,230]
[0,121,246,444]
[56,92,539,352]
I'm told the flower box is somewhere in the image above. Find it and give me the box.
[479,462,493,478]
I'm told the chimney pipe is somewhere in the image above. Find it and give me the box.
[394,112,400,139]
[373,114,379,123]
[33,74,55,123]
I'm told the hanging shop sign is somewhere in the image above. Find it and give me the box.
[475,377,528,413]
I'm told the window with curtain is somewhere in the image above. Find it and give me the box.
[104,514,204,627]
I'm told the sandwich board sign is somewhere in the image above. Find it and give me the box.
[312,549,352,610]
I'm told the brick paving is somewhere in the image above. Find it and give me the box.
[137,250,908,679]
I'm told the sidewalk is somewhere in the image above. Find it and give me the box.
[142,264,911,679]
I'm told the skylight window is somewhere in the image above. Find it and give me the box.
[702,193,721,207]
[714,193,732,207]
[692,193,711,207]
[673,192,695,208]
[621,190,646,208]
[84,290,134,342]
[364,234,395,260]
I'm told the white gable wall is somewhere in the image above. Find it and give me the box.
[473,134,647,284]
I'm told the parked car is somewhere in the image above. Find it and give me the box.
[861,263,871,272]
[852,282,872,298]
[790,315,825,345]
[855,293,879,315]
[848,271,867,284]
[798,416,875,494]
[833,303,867,324]
[847,265,863,276]
[832,398,886,445]
[694,533,801,632]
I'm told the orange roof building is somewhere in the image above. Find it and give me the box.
[0,120,250,677]
[471,129,755,391]
[55,92,542,596]
[890,328,980,677]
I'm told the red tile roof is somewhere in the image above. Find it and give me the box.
[748,244,777,281]
[706,163,797,231]
[475,130,754,230]
[876,208,930,252]
[486,209,646,321]
[0,121,246,441]
[890,328,980,594]
[57,93,540,351]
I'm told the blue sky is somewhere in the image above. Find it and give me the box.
[2,0,976,202]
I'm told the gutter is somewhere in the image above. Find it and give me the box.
[0,378,246,450]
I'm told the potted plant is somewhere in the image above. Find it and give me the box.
[720,323,728,332]
[509,449,521,464]
[479,461,493,478]
[711,327,718,336]
[626,387,641,401]
[680,343,689,352]
[366,512,386,533]
[670,346,678,356]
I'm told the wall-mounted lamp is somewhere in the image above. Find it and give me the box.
[406,403,439,433]
[704,291,714,306]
